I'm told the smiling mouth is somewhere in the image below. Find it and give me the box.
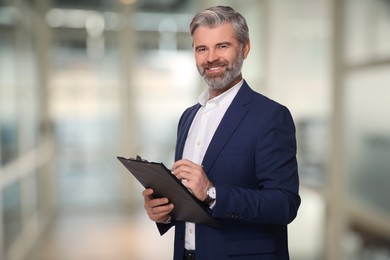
[204,64,226,74]
[207,66,223,71]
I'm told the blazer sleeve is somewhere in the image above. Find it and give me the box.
[210,105,301,225]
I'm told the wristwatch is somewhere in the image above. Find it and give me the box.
[204,186,216,206]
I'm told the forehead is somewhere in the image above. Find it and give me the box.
[192,23,237,46]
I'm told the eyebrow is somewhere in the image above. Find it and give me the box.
[194,42,233,50]
[217,42,232,46]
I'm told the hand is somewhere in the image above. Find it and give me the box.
[142,188,174,223]
[172,159,212,201]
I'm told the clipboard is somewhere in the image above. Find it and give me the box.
[117,156,221,229]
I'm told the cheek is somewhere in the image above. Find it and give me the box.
[195,58,205,71]
[227,52,239,63]
[194,55,204,66]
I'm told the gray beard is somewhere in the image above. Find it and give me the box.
[200,51,244,90]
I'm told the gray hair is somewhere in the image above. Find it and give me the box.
[189,6,249,45]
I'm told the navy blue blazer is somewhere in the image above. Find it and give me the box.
[158,81,300,260]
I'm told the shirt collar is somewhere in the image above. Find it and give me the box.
[198,79,244,107]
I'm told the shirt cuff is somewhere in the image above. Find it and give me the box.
[161,216,172,224]
[209,200,216,209]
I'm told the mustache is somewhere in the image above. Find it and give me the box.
[202,61,228,70]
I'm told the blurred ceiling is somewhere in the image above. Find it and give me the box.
[52,0,192,12]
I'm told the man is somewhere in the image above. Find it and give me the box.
[142,5,300,260]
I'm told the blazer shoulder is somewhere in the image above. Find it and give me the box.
[240,82,290,113]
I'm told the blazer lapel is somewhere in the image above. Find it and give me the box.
[202,82,253,174]
[175,104,201,161]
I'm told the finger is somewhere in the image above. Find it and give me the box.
[148,203,174,215]
[148,197,170,208]
[174,163,204,177]
[175,171,190,182]
[142,188,154,198]
[180,179,190,189]
[172,165,192,176]
[147,204,174,221]
[172,159,193,170]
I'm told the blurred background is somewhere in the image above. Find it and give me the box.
[1,0,390,259]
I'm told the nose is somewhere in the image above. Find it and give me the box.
[207,49,219,63]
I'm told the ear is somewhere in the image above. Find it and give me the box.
[242,40,250,59]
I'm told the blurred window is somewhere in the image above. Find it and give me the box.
[341,0,390,255]
[0,3,40,165]
[345,0,390,64]
[2,181,22,252]
[0,30,18,165]
[344,66,390,214]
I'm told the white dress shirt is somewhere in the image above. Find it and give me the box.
[181,79,243,250]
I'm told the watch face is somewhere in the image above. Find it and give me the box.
[207,187,216,199]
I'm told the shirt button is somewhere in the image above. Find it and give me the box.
[189,229,193,234]
[196,141,200,146]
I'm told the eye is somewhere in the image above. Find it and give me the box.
[218,44,229,49]
[196,47,206,53]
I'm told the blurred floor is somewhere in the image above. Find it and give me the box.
[24,187,323,260]
[25,210,174,260]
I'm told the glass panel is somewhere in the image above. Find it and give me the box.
[18,32,39,152]
[296,118,329,188]
[24,172,38,220]
[36,169,43,212]
[49,31,125,209]
[35,166,54,217]
[0,30,18,166]
[345,0,390,64]
[344,65,390,214]
[2,181,22,251]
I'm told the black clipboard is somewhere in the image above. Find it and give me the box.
[117,156,221,229]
